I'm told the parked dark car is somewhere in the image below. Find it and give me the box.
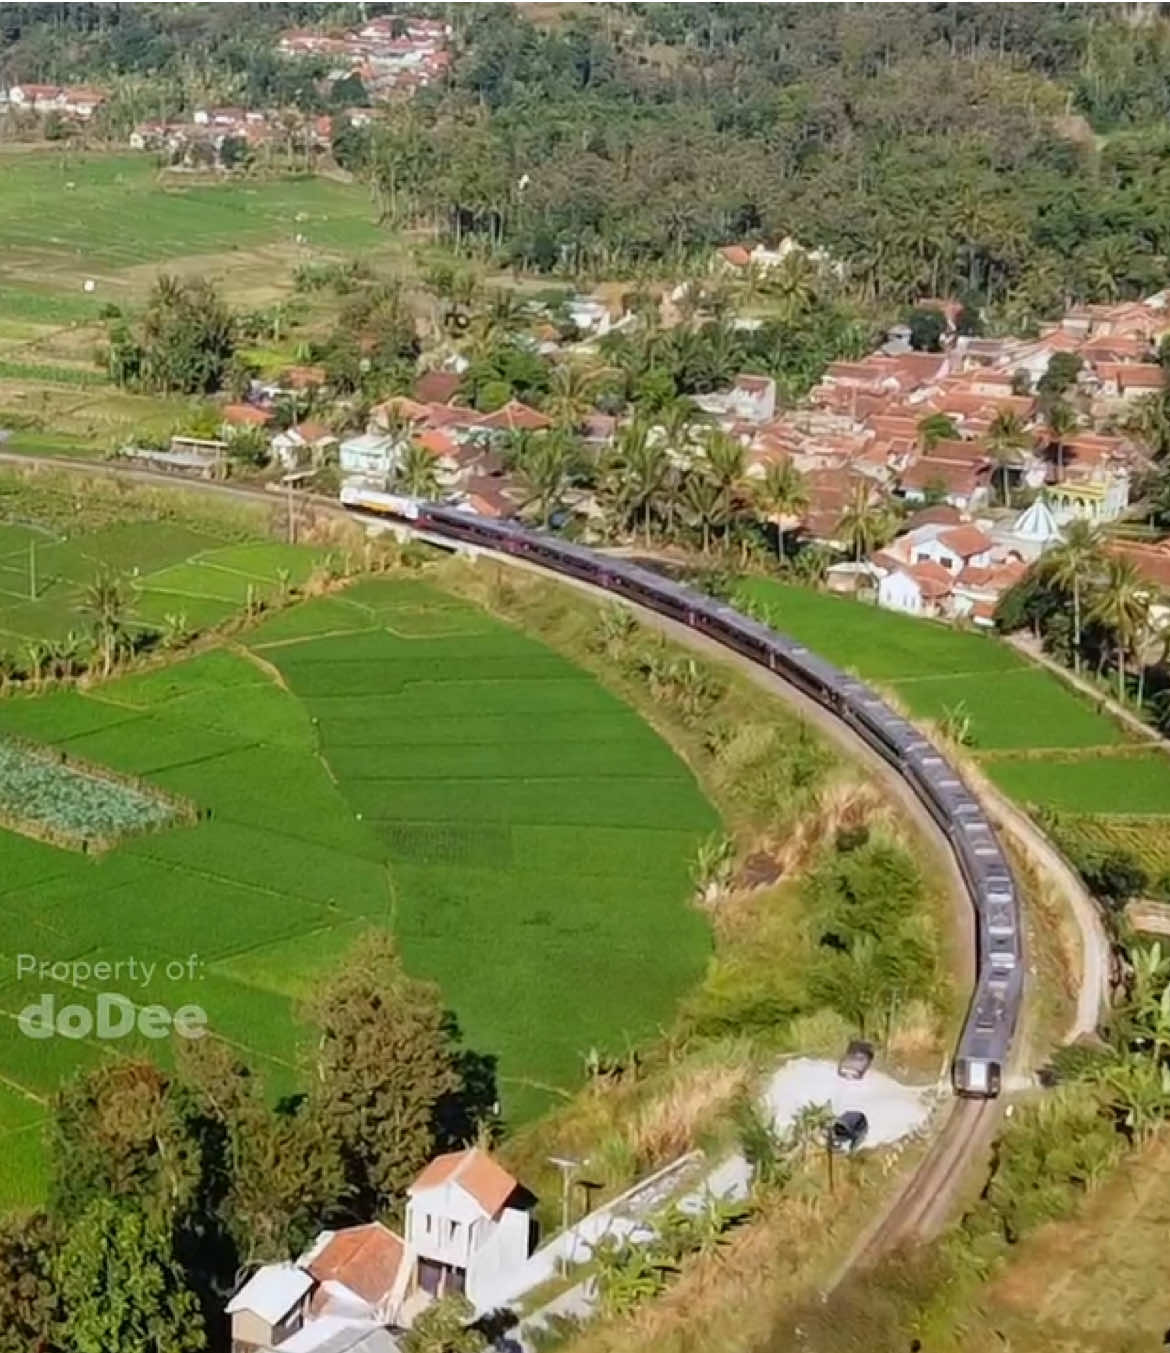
[830,1110,869,1153]
[837,1039,874,1080]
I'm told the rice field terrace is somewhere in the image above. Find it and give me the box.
[737,578,1170,833]
[0,152,385,275]
[0,149,396,455]
[0,518,332,647]
[0,576,715,1204]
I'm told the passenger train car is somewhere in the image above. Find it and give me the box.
[341,485,1022,1097]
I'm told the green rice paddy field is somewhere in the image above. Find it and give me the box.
[0,150,395,455]
[737,579,1170,817]
[0,576,714,1204]
[0,152,385,275]
[0,518,331,646]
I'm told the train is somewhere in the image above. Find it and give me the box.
[340,484,1022,1097]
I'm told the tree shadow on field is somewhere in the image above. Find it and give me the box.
[435,1009,501,1146]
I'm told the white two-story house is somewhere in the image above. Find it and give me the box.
[404,1147,536,1309]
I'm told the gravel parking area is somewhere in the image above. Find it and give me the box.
[762,1057,937,1147]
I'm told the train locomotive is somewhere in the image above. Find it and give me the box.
[341,485,1022,1097]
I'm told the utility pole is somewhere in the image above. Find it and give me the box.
[286,476,296,544]
[548,1155,584,1277]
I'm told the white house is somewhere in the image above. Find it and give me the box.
[405,1147,535,1310]
[877,562,953,618]
[904,522,994,577]
[567,296,612,336]
[270,421,338,471]
[339,432,400,484]
[226,1262,314,1350]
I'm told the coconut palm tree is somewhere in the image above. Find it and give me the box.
[985,409,1032,506]
[78,568,132,678]
[1089,556,1150,703]
[1044,398,1078,483]
[1043,519,1103,674]
[681,470,721,556]
[755,459,809,563]
[1125,391,1170,461]
[396,440,441,499]
[545,362,600,430]
[613,421,670,545]
[837,481,890,566]
[701,429,747,548]
[516,432,576,529]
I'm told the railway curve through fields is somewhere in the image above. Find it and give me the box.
[0,452,1104,1270]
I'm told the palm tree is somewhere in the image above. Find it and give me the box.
[545,362,600,430]
[756,459,809,563]
[475,288,527,343]
[516,433,576,529]
[1044,399,1078,483]
[701,429,747,548]
[612,421,670,545]
[681,471,721,556]
[78,568,132,678]
[1089,556,1150,703]
[985,409,1032,506]
[396,440,441,499]
[837,481,889,566]
[1125,390,1170,461]
[1044,519,1102,674]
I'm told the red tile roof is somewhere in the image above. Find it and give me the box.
[409,1148,520,1216]
[904,560,954,599]
[900,456,985,497]
[222,403,272,427]
[478,400,552,432]
[1106,541,1170,589]
[938,524,993,558]
[719,245,752,267]
[413,369,462,405]
[904,504,963,531]
[416,428,457,457]
[1098,363,1164,390]
[306,1223,404,1307]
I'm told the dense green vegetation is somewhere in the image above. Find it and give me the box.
[329,4,1170,313]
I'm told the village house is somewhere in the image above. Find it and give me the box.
[270,420,338,471]
[227,1263,315,1350]
[405,1147,536,1307]
[6,82,106,118]
[339,431,401,483]
[694,373,777,425]
[225,1150,534,1350]
[277,14,450,103]
[897,451,991,512]
[713,235,843,277]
